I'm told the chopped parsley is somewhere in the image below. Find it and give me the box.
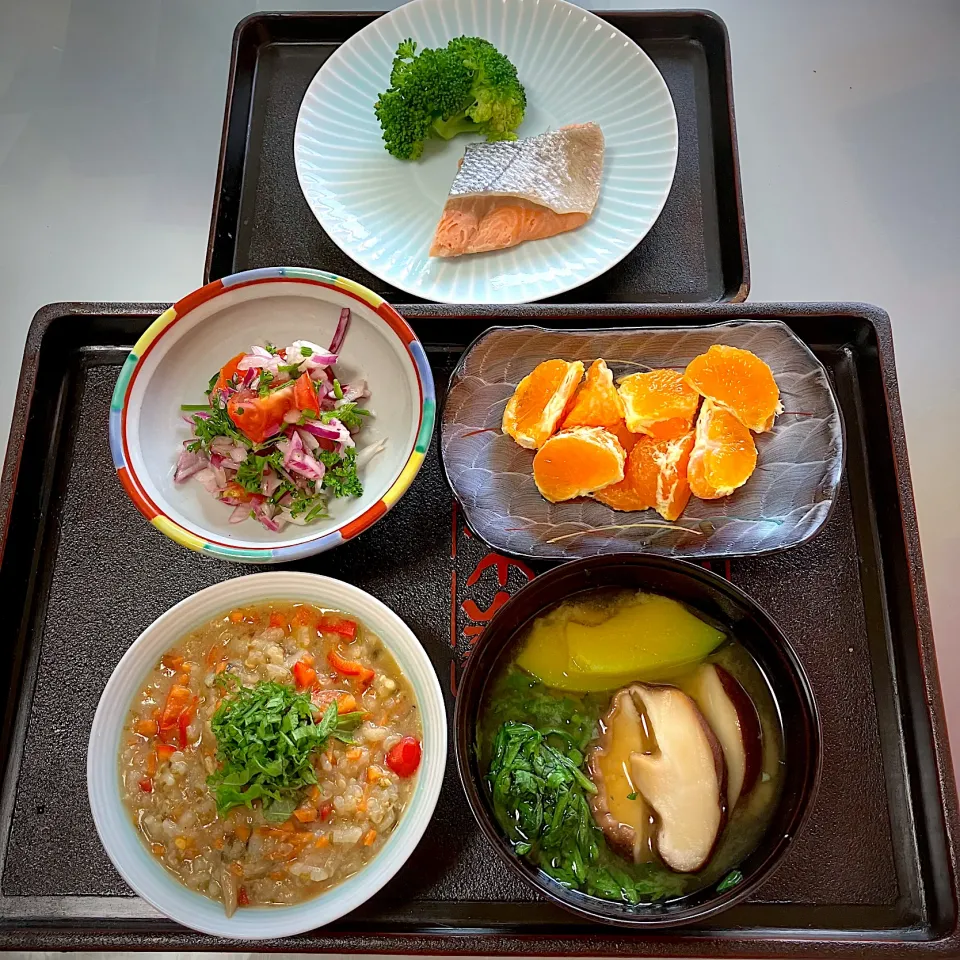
[234,451,285,494]
[319,447,363,498]
[322,403,368,432]
[186,405,244,452]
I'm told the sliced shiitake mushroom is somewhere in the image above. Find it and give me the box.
[629,684,727,873]
[688,662,763,811]
[587,686,656,863]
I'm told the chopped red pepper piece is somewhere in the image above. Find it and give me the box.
[319,802,333,821]
[238,886,250,907]
[386,737,422,778]
[177,708,193,750]
[318,616,358,641]
[158,685,192,743]
[327,650,374,686]
[292,660,318,691]
[138,778,153,793]
[156,743,177,763]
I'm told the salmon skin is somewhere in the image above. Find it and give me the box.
[430,122,604,258]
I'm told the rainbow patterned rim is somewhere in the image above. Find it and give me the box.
[109,267,435,563]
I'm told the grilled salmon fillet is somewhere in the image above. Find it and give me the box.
[430,122,604,258]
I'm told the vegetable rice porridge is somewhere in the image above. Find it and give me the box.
[120,601,422,915]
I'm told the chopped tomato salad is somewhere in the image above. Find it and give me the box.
[173,310,386,532]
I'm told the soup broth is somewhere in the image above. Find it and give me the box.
[479,589,783,904]
[120,602,422,914]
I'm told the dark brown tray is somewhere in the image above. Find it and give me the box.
[0,302,956,956]
[203,10,750,304]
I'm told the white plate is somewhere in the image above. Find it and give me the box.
[294,0,679,304]
[87,573,447,939]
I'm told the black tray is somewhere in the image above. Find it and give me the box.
[0,302,956,956]
[204,10,750,305]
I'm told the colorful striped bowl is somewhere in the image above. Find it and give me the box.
[110,268,435,563]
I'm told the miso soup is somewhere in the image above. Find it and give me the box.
[479,589,782,904]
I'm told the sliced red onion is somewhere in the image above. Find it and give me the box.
[210,452,225,469]
[288,453,326,482]
[229,444,247,463]
[261,472,283,497]
[278,431,303,468]
[195,468,222,495]
[238,350,281,375]
[174,448,208,483]
[329,308,351,354]
[298,420,342,442]
[340,379,368,402]
[283,408,302,424]
[252,499,281,532]
[296,427,320,453]
[229,504,250,523]
[356,439,387,469]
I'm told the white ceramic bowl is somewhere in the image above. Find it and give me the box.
[294,0,679,304]
[87,572,446,939]
[109,267,435,563]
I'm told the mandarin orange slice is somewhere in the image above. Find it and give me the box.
[687,399,758,499]
[618,369,699,436]
[502,359,584,449]
[608,419,642,453]
[684,344,782,433]
[533,426,625,503]
[561,359,626,430]
[650,430,696,520]
[594,432,695,520]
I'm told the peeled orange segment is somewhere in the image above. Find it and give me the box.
[533,427,625,503]
[618,369,700,436]
[684,344,782,433]
[592,463,652,511]
[651,431,696,521]
[502,359,584,449]
[561,359,626,430]
[688,399,758,499]
[609,419,642,453]
[645,417,695,441]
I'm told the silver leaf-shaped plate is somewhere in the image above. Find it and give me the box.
[440,322,845,560]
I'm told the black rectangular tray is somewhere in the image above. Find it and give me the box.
[204,10,749,304]
[0,302,956,956]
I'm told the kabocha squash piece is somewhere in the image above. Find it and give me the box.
[502,359,584,449]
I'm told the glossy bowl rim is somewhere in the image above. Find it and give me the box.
[87,572,447,939]
[108,266,436,563]
[453,553,822,928]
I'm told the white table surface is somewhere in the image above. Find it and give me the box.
[1,0,959,955]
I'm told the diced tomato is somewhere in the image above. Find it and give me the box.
[319,802,333,821]
[156,743,177,764]
[386,737,422,778]
[219,481,252,504]
[327,650,374,686]
[292,660,317,691]
[138,778,153,793]
[213,353,247,396]
[237,886,250,907]
[294,373,319,415]
[317,616,358,641]
[227,383,296,444]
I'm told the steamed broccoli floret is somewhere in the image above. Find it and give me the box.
[374,36,526,160]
